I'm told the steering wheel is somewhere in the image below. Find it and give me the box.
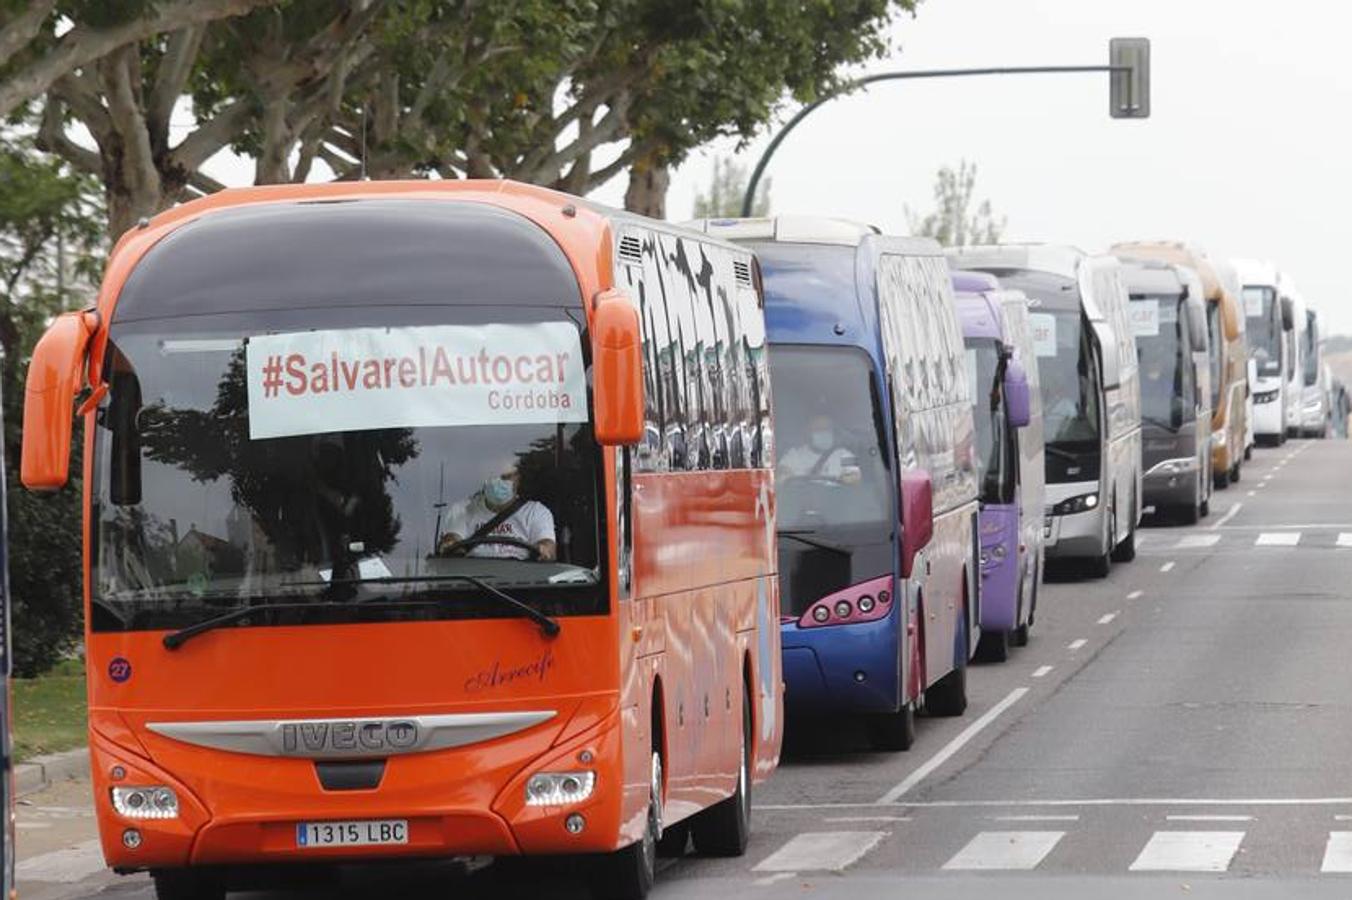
[442,535,543,561]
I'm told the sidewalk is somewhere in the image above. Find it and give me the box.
[13,765,137,900]
[15,747,90,798]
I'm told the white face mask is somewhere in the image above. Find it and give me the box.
[810,430,834,453]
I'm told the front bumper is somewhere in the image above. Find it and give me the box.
[781,611,902,716]
[1143,458,1200,509]
[91,699,626,871]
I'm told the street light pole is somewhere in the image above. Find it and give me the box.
[740,42,1149,217]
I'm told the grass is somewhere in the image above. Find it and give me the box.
[12,658,87,762]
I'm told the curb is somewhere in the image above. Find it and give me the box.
[14,747,90,798]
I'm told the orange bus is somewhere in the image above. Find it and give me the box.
[20,180,782,899]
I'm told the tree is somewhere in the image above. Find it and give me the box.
[906,159,1007,247]
[0,128,105,676]
[692,156,770,219]
[21,1,916,232]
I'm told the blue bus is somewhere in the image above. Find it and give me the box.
[695,217,980,751]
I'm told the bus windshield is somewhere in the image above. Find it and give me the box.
[1132,293,1191,429]
[1244,286,1281,376]
[1207,302,1223,410]
[964,337,1013,504]
[768,345,891,538]
[92,310,604,634]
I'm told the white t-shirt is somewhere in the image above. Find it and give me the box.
[777,445,854,480]
[446,495,555,559]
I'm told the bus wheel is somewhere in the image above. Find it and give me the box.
[592,750,660,899]
[1111,524,1136,562]
[976,627,1009,663]
[867,699,916,751]
[691,688,752,856]
[1230,462,1241,483]
[926,613,968,717]
[152,870,225,900]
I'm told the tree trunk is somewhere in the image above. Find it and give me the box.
[105,170,168,243]
[624,160,669,219]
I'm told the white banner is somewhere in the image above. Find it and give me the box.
[245,323,588,440]
[1029,313,1057,358]
[1243,288,1264,318]
[1129,299,1160,337]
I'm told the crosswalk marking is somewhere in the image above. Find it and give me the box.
[15,840,106,884]
[942,831,1065,871]
[1128,831,1244,872]
[753,831,887,872]
[1337,533,1352,548]
[1256,532,1301,546]
[1321,832,1352,872]
[1175,534,1220,549]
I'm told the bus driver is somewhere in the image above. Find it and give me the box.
[436,459,557,560]
[777,413,862,485]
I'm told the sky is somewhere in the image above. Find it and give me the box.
[202,0,1352,334]
[605,0,1352,334]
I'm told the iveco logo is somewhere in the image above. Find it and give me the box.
[280,720,419,756]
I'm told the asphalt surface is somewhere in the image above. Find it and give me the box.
[19,438,1352,900]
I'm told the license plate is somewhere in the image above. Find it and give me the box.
[296,819,408,848]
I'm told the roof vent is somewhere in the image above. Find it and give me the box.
[733,259,753,287]
[618,235,643,266]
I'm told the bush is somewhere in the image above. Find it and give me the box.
[7,468,83,678]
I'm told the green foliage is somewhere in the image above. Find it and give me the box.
[906,159,1006,247]
[11,657,87,760]
[0,127,104,677]
[692,156,770,218]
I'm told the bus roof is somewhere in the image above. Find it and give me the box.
[955,291,1004,342]
[1119,258,1189,297]
[1232,258,1280,289]
[945,243,1086,281]
[689,215,885,247]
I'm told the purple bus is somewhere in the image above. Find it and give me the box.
[953,272,1046,661]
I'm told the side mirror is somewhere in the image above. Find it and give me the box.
[1004,358,1032,428]
[21,310,98,491]
[1171,395,1185,428]
[1220,295,1241,342]
[1281,297,1294,331]
[1186,304,1208,352]
[900,469,934,579]
[1094,323,1122,388]
[590,289,644,446]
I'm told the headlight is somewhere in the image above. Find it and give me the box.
[112,786,179,820]
[1147,457,1198,477]
[1052,493,1098,515]
[525,772,596,807]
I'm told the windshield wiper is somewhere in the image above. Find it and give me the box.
[163,602,338,650]
[1141,414,1180,433]
[1045,445,1083,462]
[777,529,853,557]
[298,573,561,639]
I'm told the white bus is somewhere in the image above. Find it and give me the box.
[949,245,1143,577]
[1301,307,1328,436]
[1236,260,1288,445]
[1280,275,1307,439]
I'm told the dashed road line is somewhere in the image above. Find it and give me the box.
[1256,531,1301,547]
[753,831,888,873]
[1166,814,1254,823]
[1176,534,1220,549]
[1127,590,1144,600]
[1128,831,1245,872]
[1337,533,1352,548]
[1211,503,1243,529]
[943,831,1065,871]
[1031,665,1054,678]
[1067,639,1087,651]
[1097,612,1118,625]
[1160,561,1176,573]
[1321,833,1352,873]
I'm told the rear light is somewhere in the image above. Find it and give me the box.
[112,786,179,820]
[798,575,894,628]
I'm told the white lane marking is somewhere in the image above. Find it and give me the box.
[15,822,52,830]
[1248,490,1256,497]
[992,815,1080,823]
[15,839,106,883]
[823,816,911,823]
[1211,503,1243,529]
[1128,590,1144,600]
[1097,612,1118,625]
[875,688,1029,804]
[753,872,797,887]
[1166,815,1254,822]
[760,797,1352,811]
[1176,534,1221,549]
[1160,561,1176,572]
[1321,833,1352,873]
[1256,531,1301,547]
[753,831,887,872]
[1129,831,1245,872]
[1338,533,1352,548]
[1216,523,1352,530]
[943,831,1065,871]
[1031,665,1054,678]
[1067,639,1087,651]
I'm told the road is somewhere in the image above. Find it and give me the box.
[19,438,1352,899]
